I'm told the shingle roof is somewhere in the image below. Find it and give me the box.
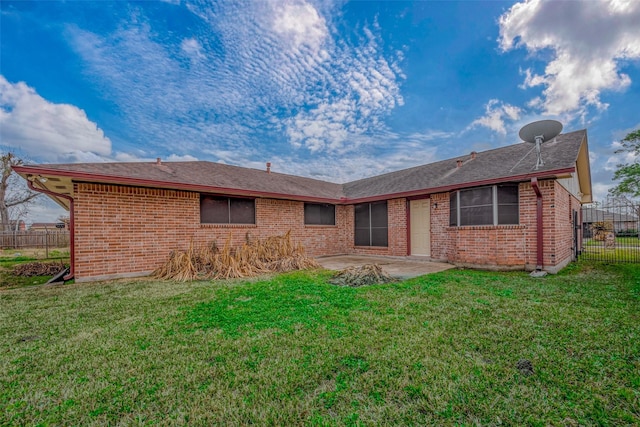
[30,161,345,200]
[581,208,638,223]
[343,130,586,199]
[15,130,587,203]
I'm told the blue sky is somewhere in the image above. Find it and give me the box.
[1,0,639,223]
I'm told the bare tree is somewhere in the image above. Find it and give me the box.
[604,194,640,217]
[57,214,70,229]
[0,152,40,231]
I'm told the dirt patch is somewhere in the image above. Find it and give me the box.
[516,359,534,376]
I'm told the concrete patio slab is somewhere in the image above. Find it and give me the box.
[316,255,455,279]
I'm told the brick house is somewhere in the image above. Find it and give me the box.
[7,220,26,231]
[14,129,592,283]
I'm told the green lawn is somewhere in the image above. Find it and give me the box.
[585,236,640,246]
[1,263,639,425]
[581,246,640,263]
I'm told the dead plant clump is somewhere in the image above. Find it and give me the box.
[152,231,321,281]
[329,264,396,287]
[13,262,68,277]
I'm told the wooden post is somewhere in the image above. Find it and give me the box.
[45,226,49,259]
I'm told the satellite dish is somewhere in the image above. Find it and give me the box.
[518,120,563,170]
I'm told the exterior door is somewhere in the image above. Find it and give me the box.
[410,199,431,256]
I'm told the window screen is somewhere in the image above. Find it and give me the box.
[200,195,255,224]
[354,202,388,246]
[449,192,458,226]
[449,184,519,226]
[370,201,388,246]
[459,186,493,226]
[497,184,519,224]
[354,203,371,246]
[304,203,336,225]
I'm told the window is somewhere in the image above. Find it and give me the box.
[304,203,336,225]
[497,184,519,225]
[354,201,388,246]
[449,184,519,226]
[200,195,255,224]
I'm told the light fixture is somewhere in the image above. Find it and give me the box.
[37,175,48,183]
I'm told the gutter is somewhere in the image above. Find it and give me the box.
[530,177,543,271]
[26,179,74,281]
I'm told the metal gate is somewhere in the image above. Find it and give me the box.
[580,198,640,263]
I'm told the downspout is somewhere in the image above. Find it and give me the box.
[406,199,411,256]
[27,179,74,281]
[530,177,543,271]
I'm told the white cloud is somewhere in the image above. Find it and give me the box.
[604,140,639,171]
[66,0,405,156]
[592,182,615,203]
[22,197,67,225]
[468,99,522,135]
[0,75,112,162]
[282,20,405,152]
[272,2,328,52]
[271,144,440,184]
[499,0,640,116]
[166,153,199,161]
[181,38,205,60]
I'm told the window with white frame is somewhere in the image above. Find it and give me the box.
[449,184,519,226]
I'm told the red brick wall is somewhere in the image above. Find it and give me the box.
[73,183,350,282]
[519,179,579,270]
[553,181,582,269]
[429,180,577,271]
[430,193,450,261]
[72,179,581,281]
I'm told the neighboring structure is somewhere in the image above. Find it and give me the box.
[29,222,66,232]
[7,220,26,232]
[582,207,639,238]
[14,130,592,283]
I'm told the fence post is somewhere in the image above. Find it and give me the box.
[45,228,49,259]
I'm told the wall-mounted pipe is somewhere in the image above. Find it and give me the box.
[531,177,543,271]
[27,179,75,281]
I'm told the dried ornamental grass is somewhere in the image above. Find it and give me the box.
[329,264,396,287]
[152,231,320,281]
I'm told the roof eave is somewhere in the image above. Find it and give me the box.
[14,164,578,205]
[12,165,343,204]
[575,134,593,203]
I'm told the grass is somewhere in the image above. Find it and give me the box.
[581,247,640,263]
[585,236,639,246]
[0,248,70,288]
[1,262,639,425]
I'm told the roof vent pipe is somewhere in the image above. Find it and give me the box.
[156,158,161,165]
[471,151,477,160]
[456,160,463,168]
[266,162,271,173]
